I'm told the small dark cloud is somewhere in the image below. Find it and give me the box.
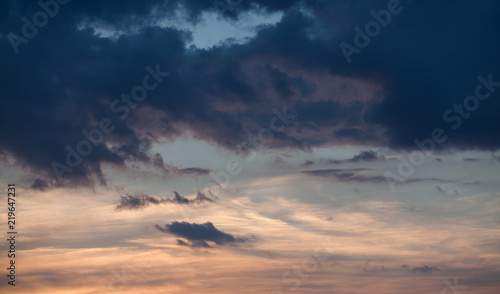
[31,178,49,191]
[303,168,367,176]
[301,160,315,167]
[328,150,382,164]
[404,178,450,185]
[348,150,380,162]
[458,180,482,186]
[115,191,213,210]
[463,157,481,162]
[491,154,500,163]
[303,168,385,183]
[435,186,460,198]
[176,239,190,247]
[435,158,443,162]
[435,186,446,195]
[156,221,247,248]
[411,265,440,274]
[274,156,284,164]
[362,259,386,273]
[194,191,215,203]
[303,168,447,185]
[116,193,161,210]
[179,167,211,176]
[171,191,190,205]
[170,191,214,205]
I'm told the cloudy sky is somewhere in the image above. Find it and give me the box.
[1,0,500,293]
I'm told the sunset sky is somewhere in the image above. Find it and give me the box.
[1,0,500,293]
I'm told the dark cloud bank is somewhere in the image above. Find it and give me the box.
[1,0,499,188]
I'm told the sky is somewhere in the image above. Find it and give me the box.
[0,0,500,293]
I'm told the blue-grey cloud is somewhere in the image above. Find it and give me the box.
[116,193,161,210]
[303,168,448,185]
[301,160,315,167]
[115,191,213,210]
[155,221,247,248]
[179,167,211,176]
[463,157,481,162]
[410,265,440,274]
[328,150,382,164]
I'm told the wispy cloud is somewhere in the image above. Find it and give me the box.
[463,157,481,162]
[301,160,315,167]
[409,265,440,274]
[302,168,386,183]
[115,191,213,210]
[303,168,448,185]
[115,193,161,210]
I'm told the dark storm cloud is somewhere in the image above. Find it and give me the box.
[1,0,500,188]
[115,191,213,210]
[155,221,247,248]
[1,22,188,189]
